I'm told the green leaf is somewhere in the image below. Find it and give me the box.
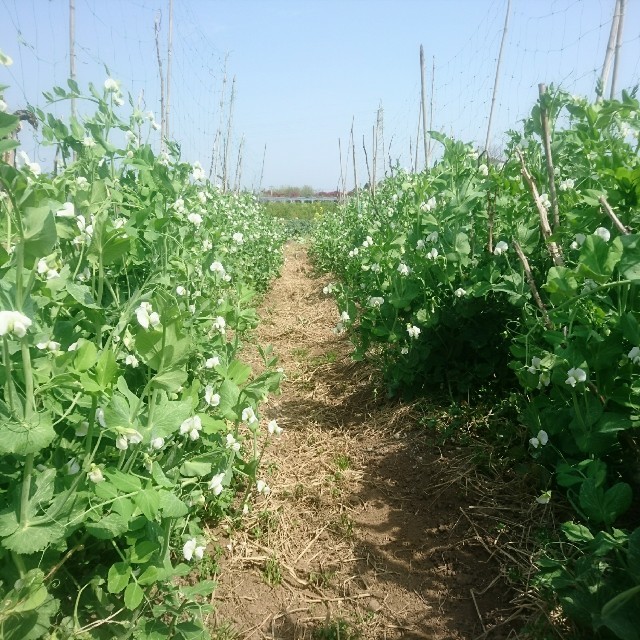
[621,312,640,344]
[96,348,118,389]
[218,379,240,420]
[107,562,131,594]
[578,235,622,284]
[151,368,188,392]
[0,137,19,154]
[85,513,129,539]
[105,469,142,493]
[22,203,57,262]
[151,398,191,439]
[226,360,252,385]
[561,521,594,542]
[579,479,632,526]
[0,413,55,456]
[0,111,20,137]
[74,341,98,372]
[628,528,640,581]
[158,490,189,518]
[130,540,159,564]
[133,488,160,521]
[618,235,640,282]
[124,582,144,610]
[2,517,65,554]
[544,266,578,301]
[137,566,159,586]
[179,459,212,478]
[66,282,101,309]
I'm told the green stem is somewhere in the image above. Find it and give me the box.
[2,336,15,412]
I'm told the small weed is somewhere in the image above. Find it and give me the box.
[249,509,278,541]
[211,621,240,640]
[291,346,309,359]
[334,454,351,471]
[263,555,282,586]
[308,568,335,588]
[331,514,354,538]
[312,618,360,640]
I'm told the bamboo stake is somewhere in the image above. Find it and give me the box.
[512,239,553,330]
[538,84,560,230]
[338,137,345,198]
[222,76,236,192]
[599,196,631,234]
[420,45,428,169]
[234,135,244,193]
[610,0,626,100]
[371,125,377,195]
[414,100,421,173]
[258,143,266,194]
[516,149,564,266]
[69,0,76,120]
[362,135,372,195]
[485,0,511,153]
[154,13,166,149]
[598,0,620,101]
[165,0,174,140]
[427,55,435,166]
[210,58,228,184]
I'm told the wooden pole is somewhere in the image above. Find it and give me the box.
[427,56,435,166]
[362,135,372,195]
[610,0,626,100]
[154,13,166,149]
[538,84,560,230]
[258,143,266,194]
[222,76,236,192]
[69,0,76,120]
[598,0,620,101]
[419,45,428,169]
[484,0,511,153]
[234,135,244,193]
[338,137,345,198]
[165,0,174,140]
[350,118,358,193]
[414,100,421,173]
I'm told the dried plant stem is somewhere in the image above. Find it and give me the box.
[512,239,553,330]
[516,149,564,266]
[538,84,560,230]
[599,195,631,235]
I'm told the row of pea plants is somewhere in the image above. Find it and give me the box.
[311,87,640,639]
[0,73,287,640]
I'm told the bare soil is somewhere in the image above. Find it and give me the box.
[207,242,542,640]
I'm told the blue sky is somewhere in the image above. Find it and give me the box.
[1,0,639,191]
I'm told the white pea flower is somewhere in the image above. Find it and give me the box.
[113,95,124,107]
[173,198,185,214]
[56,202,76,218]
[0,98,6,113]
[204,385,220,407]
[187,212,203,226]
[371,262,381,273]
[401,346,409,355]
[256,479,271,495]
[82,136,96,148]
[125,131,138,145]
[407,324,421,339]
[150,436,165,450]
[87,464,105,483]
[104,78,119,92]
[205,356,220,368]
[494,241,509,256]
[454,288,466,297]
[75,421,89,437]
[427,248,438,260]
[539,193,551,209]
[362,235,374,248]
[0,51,13,66]
[416,239,425,250]
[559,178,575,191]
[203,239,213,251]
[192,161,205,182]
[368,296,384,308]
[209,472,225,495]
[67,340,80,352]
[529,430,549,448]
[65,458,81,475]
[420,197,437,212]
[340,311,350,322]
[267,419,282,436]
[322,284,335,295]
[570,233,586,250]
[627,346,640,364]
[75,176,89,189]
[225,433,241,452]
[180,416,202,441]
[594,227,611,242]
[527,356,542,374]
[151,121,160,131]
[565,367,587,387]
[36,340,61,352]
[0,310,32,338]
[96,407,107,428]
[397,263,410,276]
[213,316,226,334]
[242,406,257,425]
[210,261,226,276]
[197,191,207,205]
[176,286,187,296]
[183,538,205,561]
[232,232,244,244]
[135,302,160,330]
[115,434,129,451]
[125,354,139,368]
[426,231,439,243]
[536,491,551,505]
[348,248,359,258]
[478,163,489,176]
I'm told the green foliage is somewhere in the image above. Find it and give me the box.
[312,86,640,638]
[0,79,286,637]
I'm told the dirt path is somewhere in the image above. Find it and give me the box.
[209,243,521,640]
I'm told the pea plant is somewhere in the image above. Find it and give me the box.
[312,87,640,638]
[0,78,286,639]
